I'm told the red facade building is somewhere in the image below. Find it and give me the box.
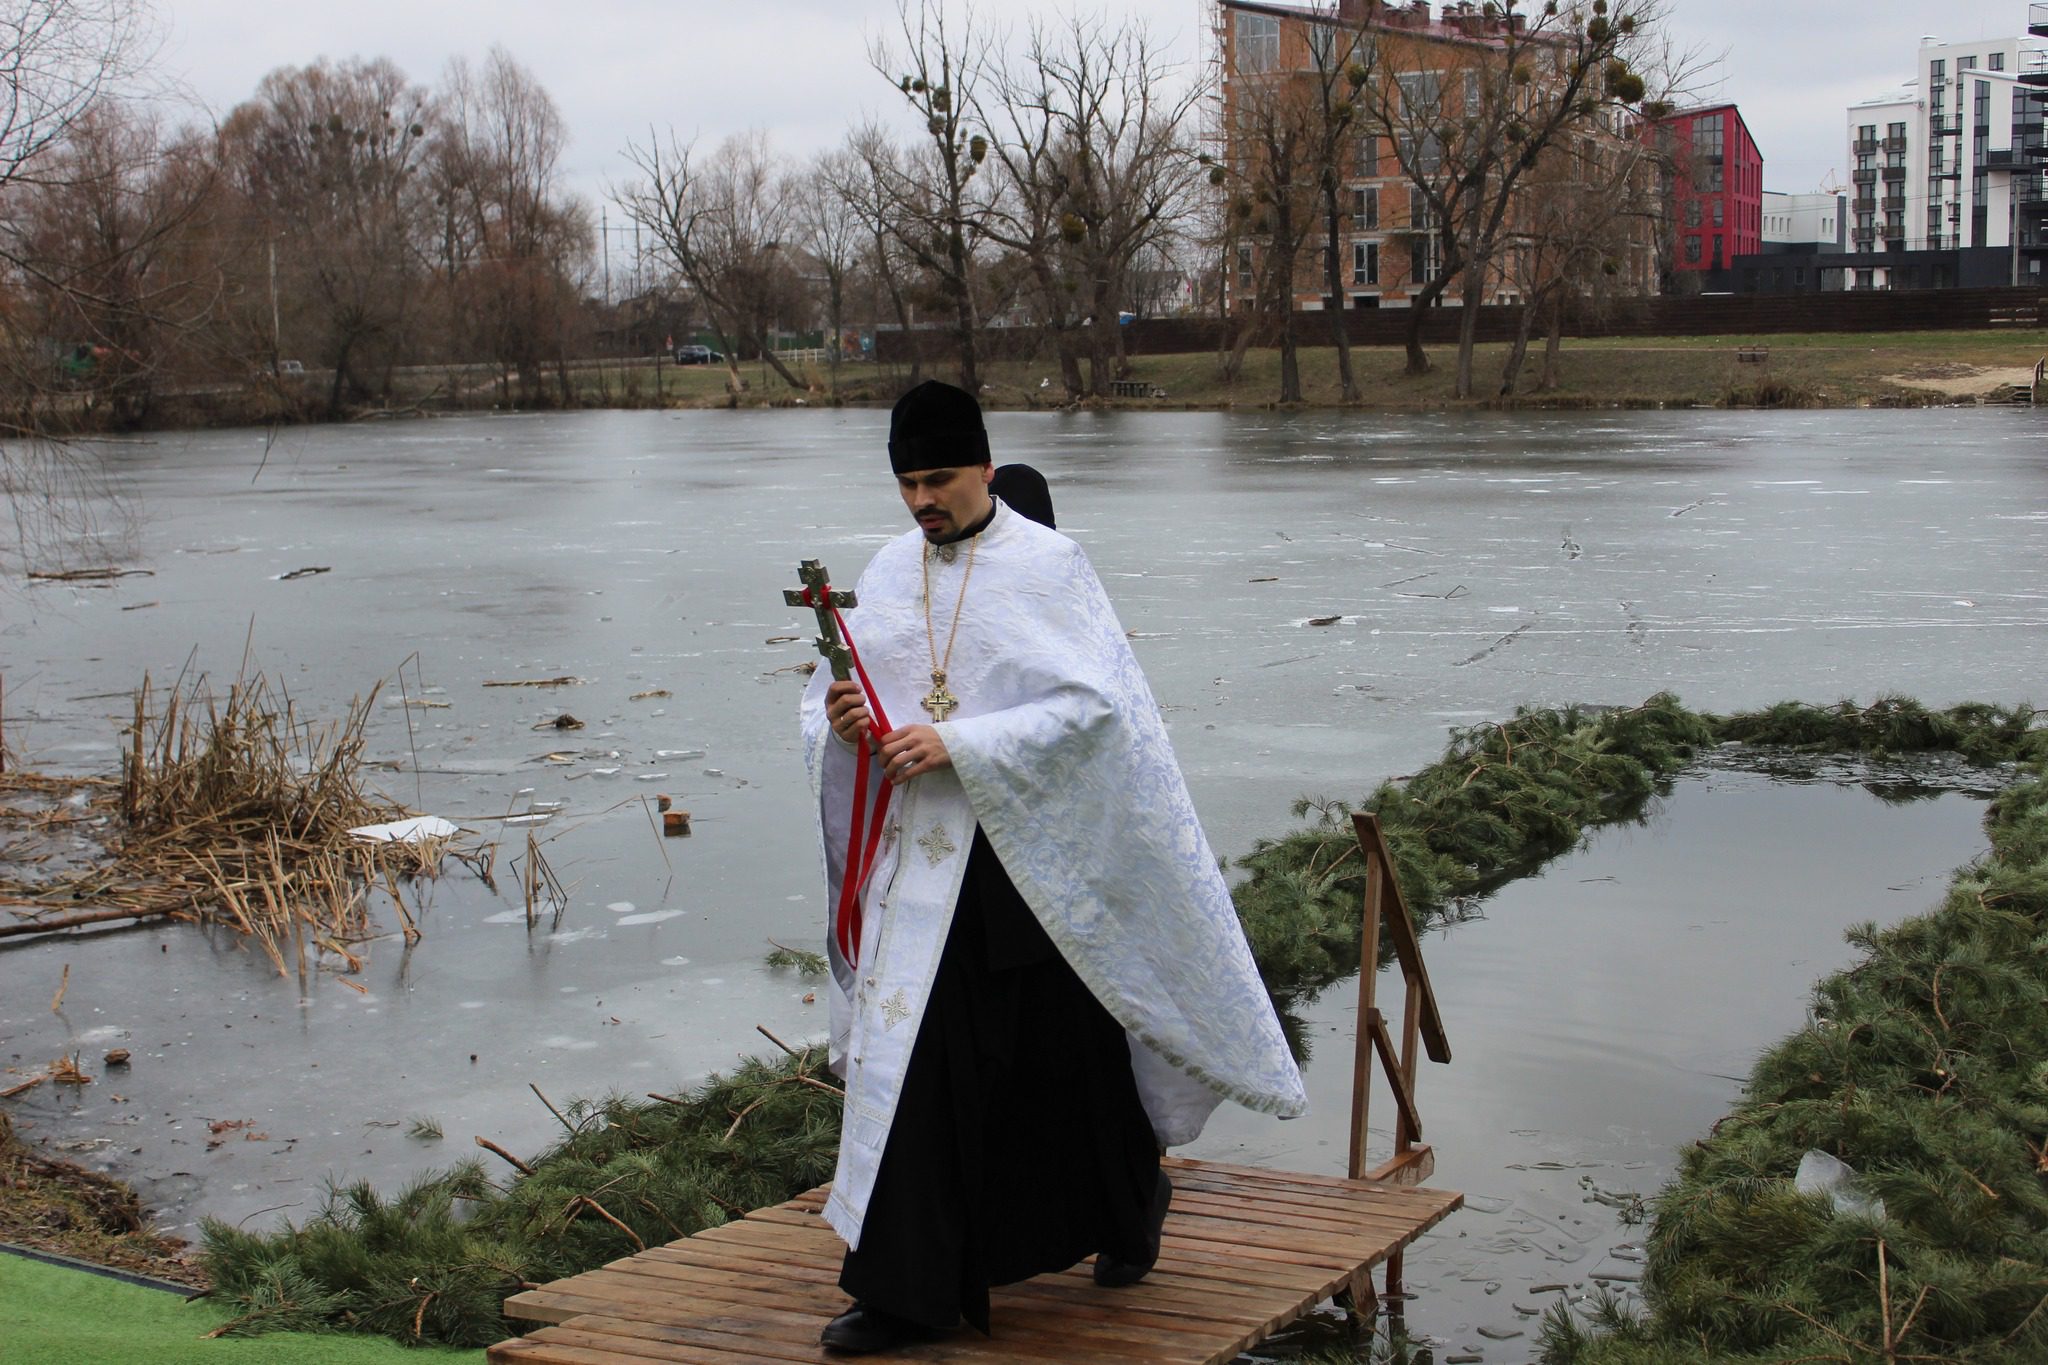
[1652,104,1764,279]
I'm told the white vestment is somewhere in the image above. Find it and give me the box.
[799,499,1307,1248]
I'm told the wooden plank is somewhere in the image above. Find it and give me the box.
[1367,1007,1424,1141]
[496,1158,1465,1365]
[1365,1144,1436,1187]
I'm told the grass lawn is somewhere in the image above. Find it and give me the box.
[0,1252,489,1365]
[559,326,2048,412]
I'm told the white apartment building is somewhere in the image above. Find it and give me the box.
[1761,191,1844,249]
[1844,32,2045,287]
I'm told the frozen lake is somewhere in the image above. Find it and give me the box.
[1,406,2040,1353]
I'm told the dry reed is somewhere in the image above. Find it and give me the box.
[0,672,458,966]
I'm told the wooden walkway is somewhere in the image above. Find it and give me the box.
[489,1157,1461,1364]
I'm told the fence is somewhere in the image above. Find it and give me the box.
[872,286,2048,364]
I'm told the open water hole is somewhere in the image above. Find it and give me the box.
[0,406,2038,1354]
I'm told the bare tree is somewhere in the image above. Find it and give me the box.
[833,124,924,384]
[1214,36,1327,401]
[996,12,1204,396]
[219,57,437,416]
[0,0,167,571]
[436,47,591,404]
[4,102,217,427]
[792,148,867,395]
[1343,0,1658,395]
[869,0,997,392]
[616,128,807,392]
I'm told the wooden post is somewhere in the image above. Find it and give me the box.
[1347,848,1385,1181]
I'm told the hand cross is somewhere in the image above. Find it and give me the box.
[783,559,858,681]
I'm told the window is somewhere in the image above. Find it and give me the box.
[1410,237,1439,284]
[1352,186,1379,228]
[1396,71,1442,120]
[1930,59,1945,78]
[1691,113,1724,192]
[1307,22,1336,71]
[1235,13,1279,72]
[1958,55,1977,71]
[1855,268,1873,289]
[1990,52,2004,72]
[1712,200,1725,228]
[1237,244,1254,291]
[1356,136,1378,177]
[1684,200,1702,227]
[1463,70,1481,118]
[1684,235,1702,263]
[1352,240,1379,285]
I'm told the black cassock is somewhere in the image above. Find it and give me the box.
[838,827,1161,1333]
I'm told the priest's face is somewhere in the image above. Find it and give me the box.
[897,463,995,542]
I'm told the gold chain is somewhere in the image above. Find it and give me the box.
[922,533,979,687]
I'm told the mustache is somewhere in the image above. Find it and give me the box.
[913,506,948,519]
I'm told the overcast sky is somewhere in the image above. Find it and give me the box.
[154,0,2036,208]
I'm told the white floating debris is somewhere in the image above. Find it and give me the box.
[655,749,705,760]
[529,799,568,813]
[660,956,692,967]
[617,910,685,926]
[483,910,528,924]
[590,767,622,777]
[606,901,637,914]
[501,813,553,826]
[635,772,669,781]
[348,815,458,844]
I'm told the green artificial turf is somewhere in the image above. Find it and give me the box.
[0,1251,486,1365]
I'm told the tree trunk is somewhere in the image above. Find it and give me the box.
[1499,287,1547,397]
[1454,271,1483,399]
[946,231,979,393]
[1537,292,1566,392]
[755,329,807,390]
[1321,199,1357,401]
[1056,326,1086,398]
[1278,314,1301,403]
[1220,312,1256,384]
[1402,269,1451,377]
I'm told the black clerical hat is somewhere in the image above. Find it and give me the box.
[889,380,990,473]
[990,464,1055,529]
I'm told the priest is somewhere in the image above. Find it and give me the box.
[797,380,1307,1354]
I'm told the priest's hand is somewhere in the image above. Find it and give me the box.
[878,724,951,786]
[825,681,871,746]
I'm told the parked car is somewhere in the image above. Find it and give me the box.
[674,344,723,365]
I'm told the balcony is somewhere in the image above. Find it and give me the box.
[1883,195,1906,213]
[1852,168,1878,184]
[1883,135,1908,152]
[1929,115,1964,136]
[2031,2,2046,38]
[1852,229,1877,247]
[1853,196,1877,214]
[1983,147,2022,169]
[1853,138,1879,155]
[1881,164,1906,181]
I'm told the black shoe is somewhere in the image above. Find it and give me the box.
[820,1302,951,1355]
[1094,1169,1173,1288]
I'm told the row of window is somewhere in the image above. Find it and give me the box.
[1234,239,1434,290]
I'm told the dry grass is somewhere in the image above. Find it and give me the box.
[0,673,456,969]
[559,327,2048,412]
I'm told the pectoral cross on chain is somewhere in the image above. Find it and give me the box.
[783,559,857,681]
[921,672,959,721]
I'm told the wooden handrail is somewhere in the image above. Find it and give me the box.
[1346,811,1451,1186]
[1341,808,1456,1320]
[1351,813,1449,1063]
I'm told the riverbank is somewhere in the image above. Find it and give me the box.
[35,326,2048,434]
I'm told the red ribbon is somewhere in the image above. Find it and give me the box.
[805,585,894,967]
